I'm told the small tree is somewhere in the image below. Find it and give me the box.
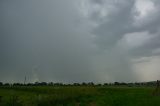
[104,83,108,86]
[88,82,94,86]
[114,82,120,85]
[4,83,10,86]
[81,82,87,86]
[153,80,160,96]
[0,82,3,86]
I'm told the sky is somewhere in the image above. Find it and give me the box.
[1,0,160,83]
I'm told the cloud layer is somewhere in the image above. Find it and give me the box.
[1,0,160,83]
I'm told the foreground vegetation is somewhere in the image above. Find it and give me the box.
[0,85,160,106]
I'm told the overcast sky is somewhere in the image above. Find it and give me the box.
[1,0,160,83]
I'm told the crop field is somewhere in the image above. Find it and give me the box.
[0,86,160,106]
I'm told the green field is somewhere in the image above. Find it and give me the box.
[0,86,159,106]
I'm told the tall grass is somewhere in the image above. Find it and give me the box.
[0,86,159,106]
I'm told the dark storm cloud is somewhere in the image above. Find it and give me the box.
[1,0,160,83]
[83,0,160,81]
[90,0,135,49]
[89,0,160,57]
[0,0,95,83]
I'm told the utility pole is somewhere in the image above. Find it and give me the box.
[24,76,26,85]
[156,80,160,88]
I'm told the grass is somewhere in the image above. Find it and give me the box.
[0,86,159,106]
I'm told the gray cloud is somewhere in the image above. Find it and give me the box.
[90,0,135,49]
[0,0,96,83]
[89,0,160,57]
[83,0,160,81]
[1,0,160,83]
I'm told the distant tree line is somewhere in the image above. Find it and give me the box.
[0,81,157,87]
